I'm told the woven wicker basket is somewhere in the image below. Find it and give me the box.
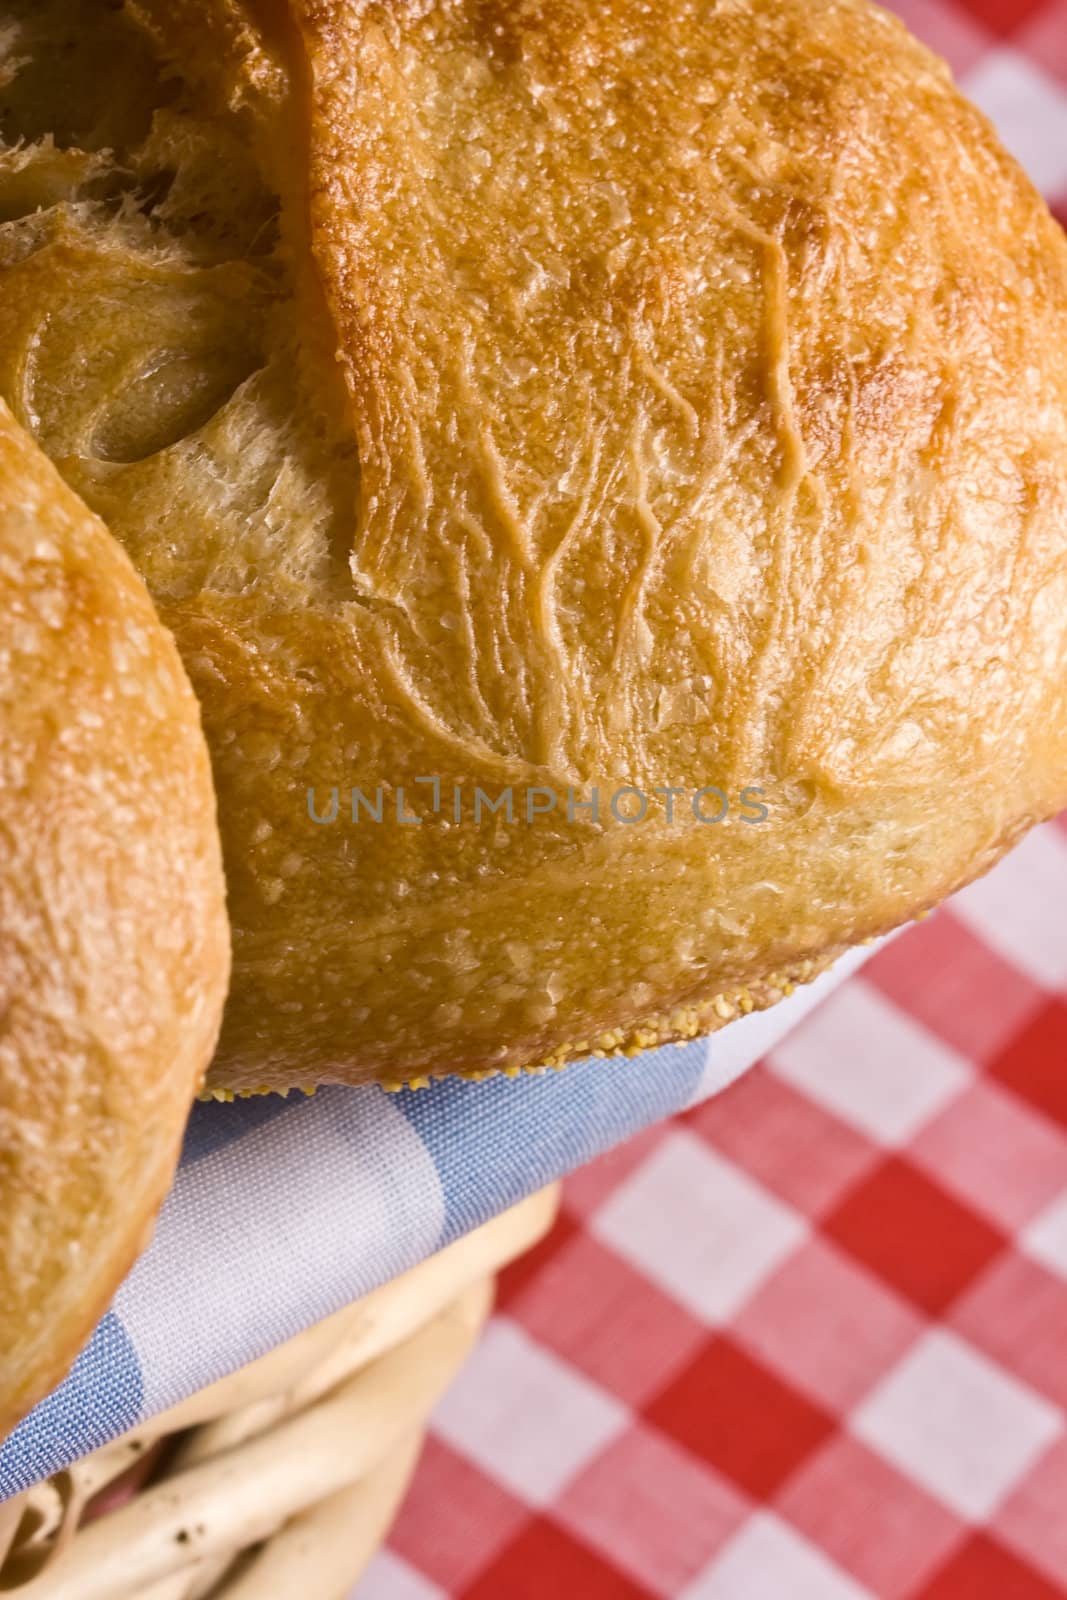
[0,1185,560,1599]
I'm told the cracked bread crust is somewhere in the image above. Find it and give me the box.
[1,0,1067,1090]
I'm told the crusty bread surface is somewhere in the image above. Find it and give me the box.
[0,399,230,1437]
[1,0,1066,1091]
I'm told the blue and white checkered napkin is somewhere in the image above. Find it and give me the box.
[0,947,874,1501]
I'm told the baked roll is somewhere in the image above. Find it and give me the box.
[1,0,1066,1093]
[0,402,229,1437]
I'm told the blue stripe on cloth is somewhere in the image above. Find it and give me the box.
[0,1043,706,1504]
[0,1313,143,1502]
[0,945,876,1507]
[395,1041,709,1245]
[1,1088,445,1504]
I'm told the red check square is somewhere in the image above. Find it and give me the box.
[822,1157,1007,1315]
[644,1337,836,1499]
[957,0,1050,35]
[917,1533,1067,1600]
[991,1002,1067,1131]
[459,1518,657,1600]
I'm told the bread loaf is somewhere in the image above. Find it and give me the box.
[0,400,229,1437]
[1,0,1066,1092]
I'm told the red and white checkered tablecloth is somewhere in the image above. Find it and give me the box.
[353,5,1067,1596]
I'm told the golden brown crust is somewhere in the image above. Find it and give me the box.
[0,401,230,1438]
[399,947,848,1091]
[1,0,1066,1091]
[201,948,846,1099]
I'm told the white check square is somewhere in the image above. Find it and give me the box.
[950,826,1067,990]
[965,50,1067,198]
[689,942,882,1108]
[590,1130,807,1324]
[853,1329,1063,1521]
[768,980,970,1145]
[430,1317,628,1507]
[682,1512,876,1600]
[1023,1191,1067,1282]
[349,1550,446,1600]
